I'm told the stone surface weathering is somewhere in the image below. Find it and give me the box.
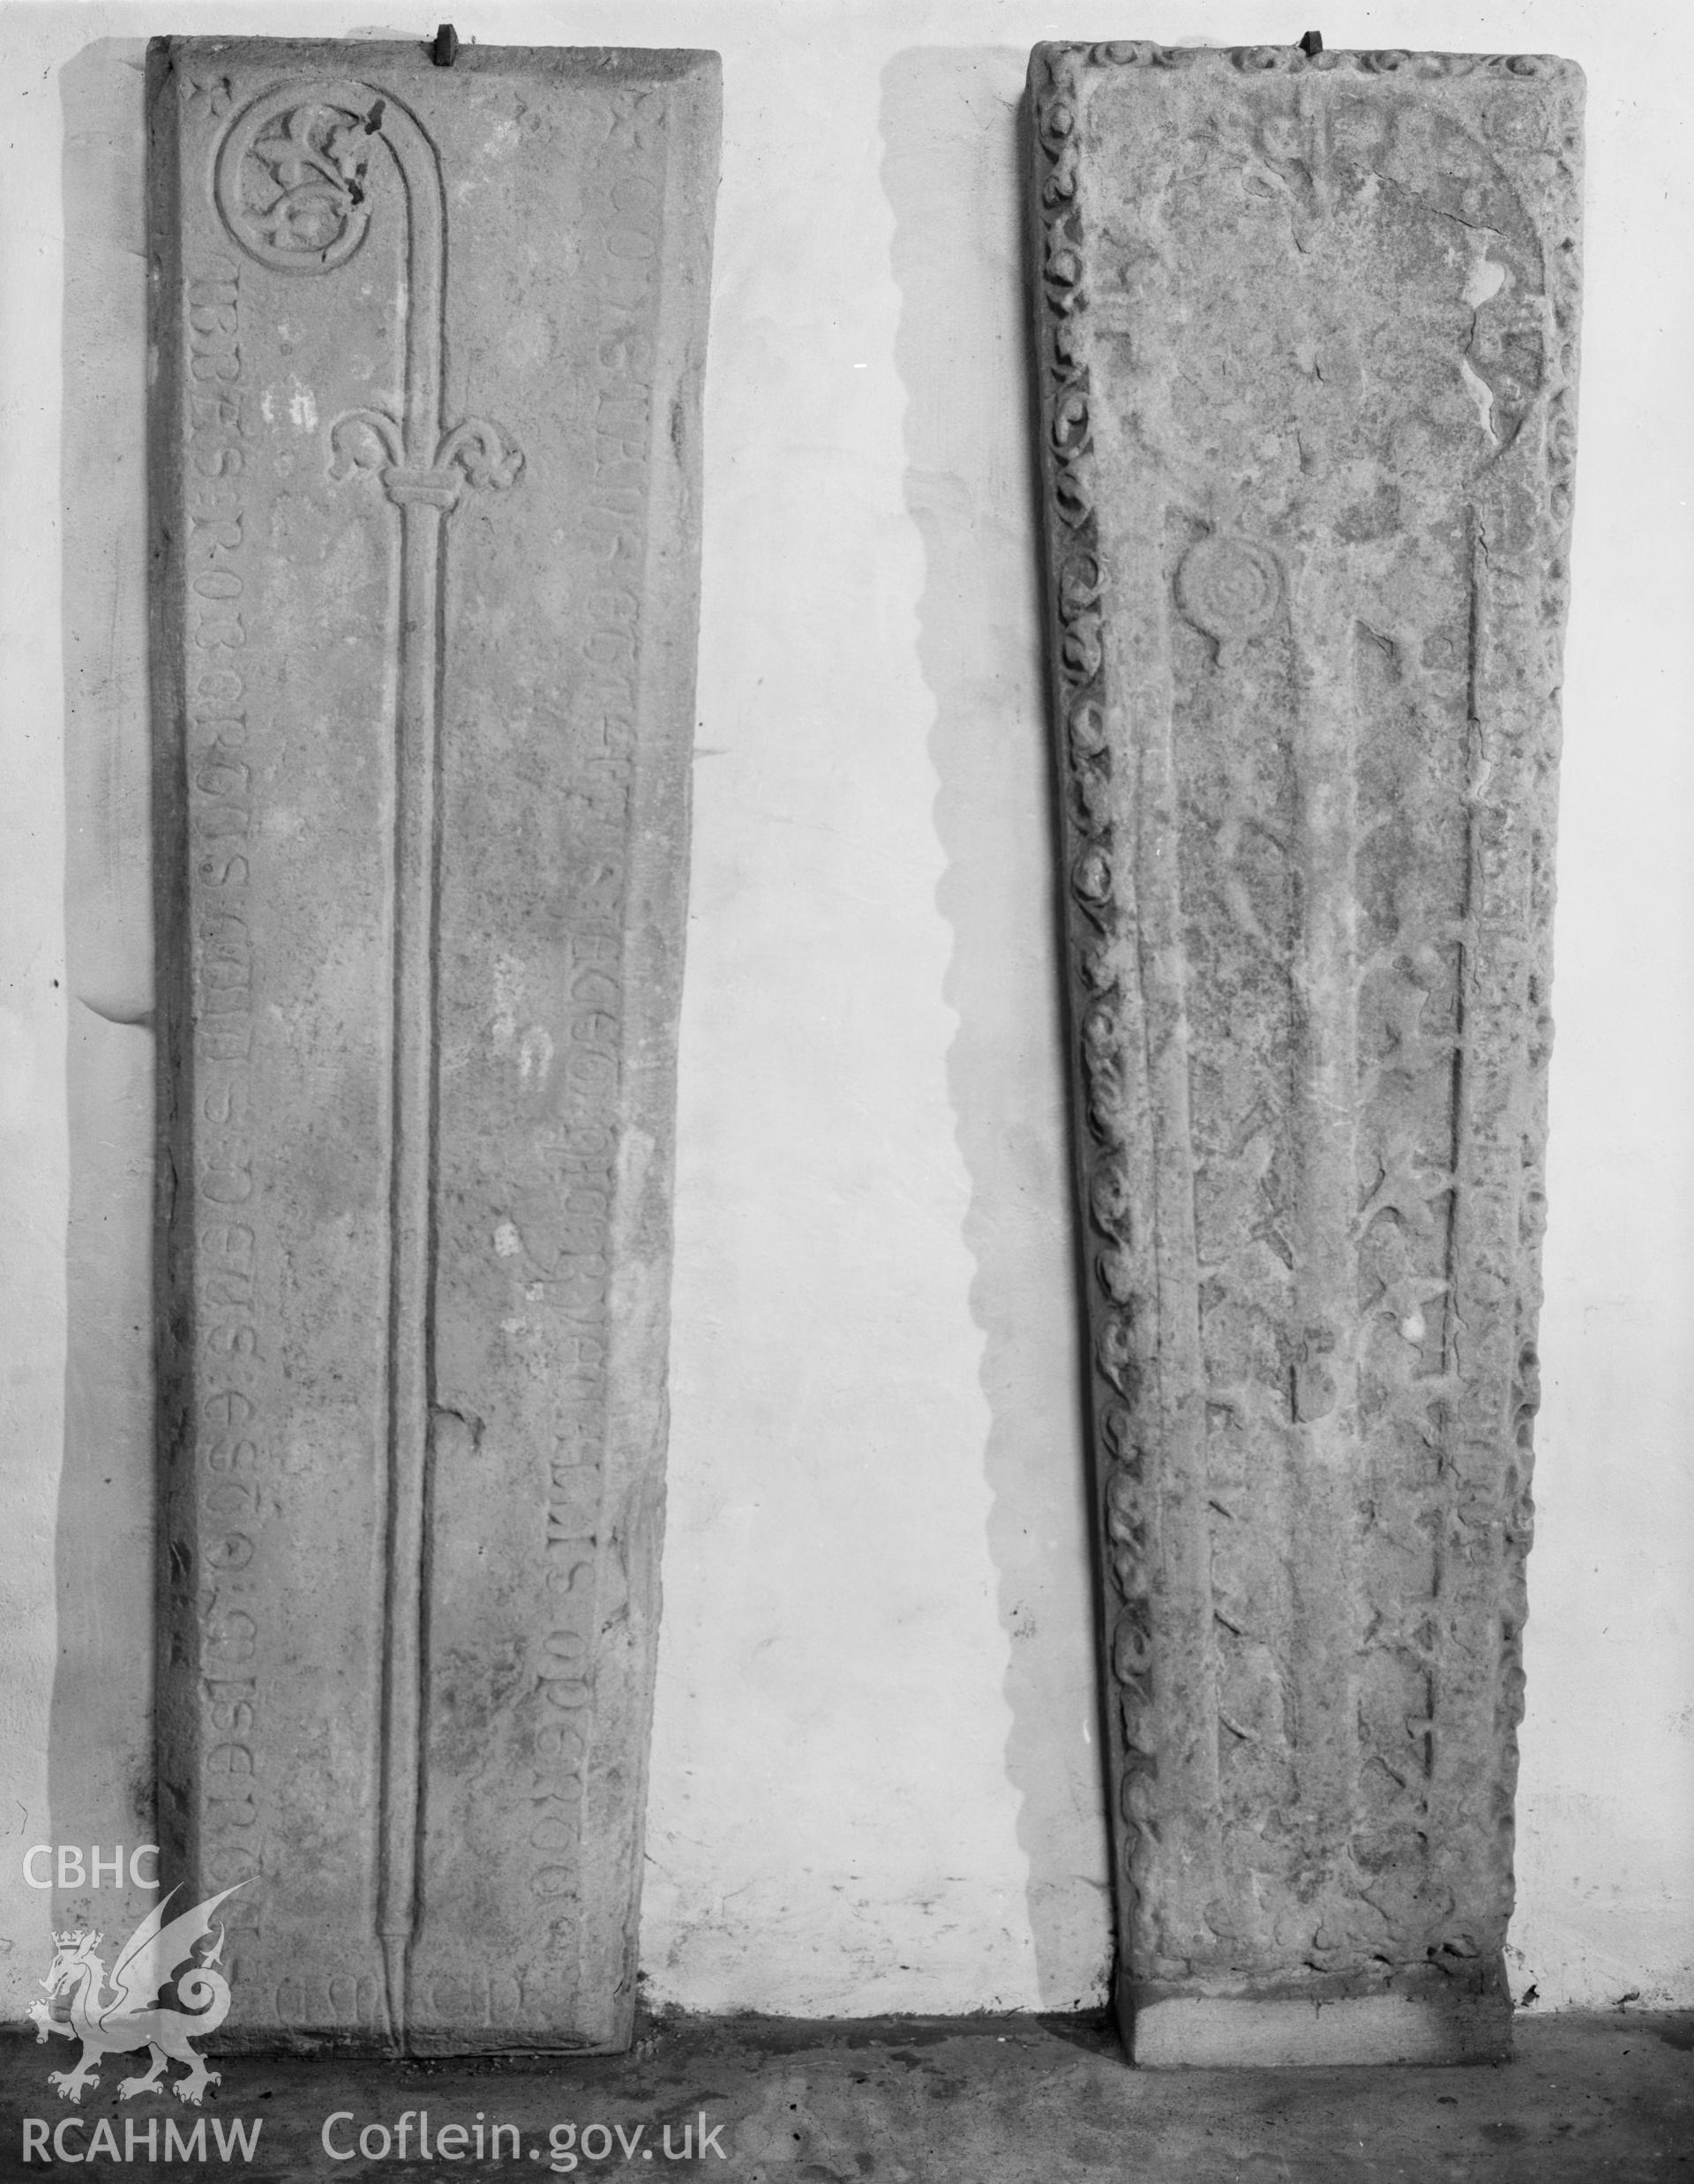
[148,35,719,2053]
[1027,40,1582,2066]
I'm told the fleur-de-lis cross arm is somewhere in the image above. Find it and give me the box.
[330,408,524,509]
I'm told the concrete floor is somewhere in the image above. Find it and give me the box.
[2,2009,1690,2180]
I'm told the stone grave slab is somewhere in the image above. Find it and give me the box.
[148,35,719,2053]
[1027,40,1582,2065]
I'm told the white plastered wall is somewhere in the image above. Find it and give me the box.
[0,0,1688,2019]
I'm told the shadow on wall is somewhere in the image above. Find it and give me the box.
[881,46,1113,2010]
[51,35,159,1949]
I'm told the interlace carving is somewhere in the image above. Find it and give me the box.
[219,97,376,267]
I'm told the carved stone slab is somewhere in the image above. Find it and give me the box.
[148,36,719,2053]
[1027,41,1582,2065]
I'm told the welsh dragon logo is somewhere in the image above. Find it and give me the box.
[29,1884,244,2106]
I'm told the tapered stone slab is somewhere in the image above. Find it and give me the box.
[1027,41,1582,2065]
[148,36,719,2053]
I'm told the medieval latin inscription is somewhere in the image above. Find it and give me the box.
[150,40,720,2052]
[1028,42,1581,2064]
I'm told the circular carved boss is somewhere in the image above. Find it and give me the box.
[1173,534,1284,644]
[214,86,382,273]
